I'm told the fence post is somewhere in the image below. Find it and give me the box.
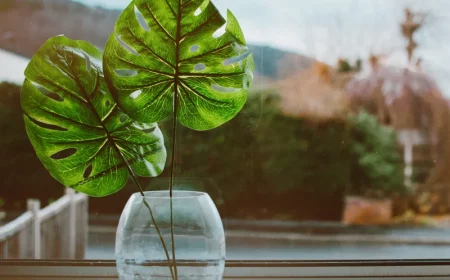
[66,188,76,259]
[18,224,27,258]
[27,199,40,259]
[80,195,89,259]
[404,140,413,188]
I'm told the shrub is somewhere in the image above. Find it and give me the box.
[172,91,351,220]
[0,83,405,219]
[255,92,352,194]
[348,111,406,198]
[0,82,64,210]
[173,93,405,219]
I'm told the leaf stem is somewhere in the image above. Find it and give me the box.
[70,68,175,279]
[128,172,175,280]
[168,1,183,279]
[169,94,179,279]
[60,48,175,279]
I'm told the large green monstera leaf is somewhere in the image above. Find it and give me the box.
[103,0,254,131]
[21,36,167,197]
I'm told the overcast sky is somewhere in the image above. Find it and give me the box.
[75,0,450,96]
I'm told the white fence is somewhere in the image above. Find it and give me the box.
[0,189,88,259]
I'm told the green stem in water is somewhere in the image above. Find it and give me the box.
[170,0,182,278]
[70,61,175,279]
[128,168,175,280]
[169,94,179,279]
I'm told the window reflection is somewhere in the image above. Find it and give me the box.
[1,0,450,261]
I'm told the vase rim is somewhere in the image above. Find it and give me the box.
[134,190,208,199]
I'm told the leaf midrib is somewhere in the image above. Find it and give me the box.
[174,0,182,107]
[118,1,248,100]
[60,48,146,183]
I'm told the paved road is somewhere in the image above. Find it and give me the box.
[87,230,450,260]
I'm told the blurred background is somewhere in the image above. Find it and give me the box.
[2,0,450,260]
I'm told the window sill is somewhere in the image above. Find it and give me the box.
[1,260,450,279]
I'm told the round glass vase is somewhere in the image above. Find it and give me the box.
[116,191,226,280]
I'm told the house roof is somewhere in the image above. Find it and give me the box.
[345,65,445,131]
[346,66,440,106]
[277,64,350,122]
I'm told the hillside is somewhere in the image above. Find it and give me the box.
[0,0,312,80]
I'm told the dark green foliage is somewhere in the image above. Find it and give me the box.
[2,81,404,219]
[0,81,158,210]
[0,82,21,110]
[349,111,406,197]
[171,92,351,220]
[0,82,64,209]
[169,93,405,219]
[338,59,353,72]
[0,82,25,150]
[338,58,363,73]
[255,94,352,194]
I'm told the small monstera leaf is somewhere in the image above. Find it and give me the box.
[103,0,254,131]
[21,36,167,197]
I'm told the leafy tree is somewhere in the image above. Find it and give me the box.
[172,91,350,220]
[0,82,64,209]
[349,111,406,197]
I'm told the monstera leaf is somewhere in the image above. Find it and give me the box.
[21,36,167,197]
[103,0,254,131]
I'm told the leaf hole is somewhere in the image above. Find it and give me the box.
[120,114,129,123]
[142,126,156,134]
[33,82,64,102]
[223,50,251,66]
[44,92,64,102]
[105,100,111,108]
[211,84,239,93]
[130,90,143,100]
[50,148,77,160]
[194,63,206,71]
[194,7,202,16]
[115,33,139,55]
[83,163,93,179]
[29,117,68,131]
[194,0,209,16]
[190,45,199,52]
[243,76,252,89]
[115,69,138,77]
[212,25,226,39]
[82,52,91,71]
[134,5,150,31]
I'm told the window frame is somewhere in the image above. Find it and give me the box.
[1,260,450,279]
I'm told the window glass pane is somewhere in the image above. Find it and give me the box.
[1,0,450,262]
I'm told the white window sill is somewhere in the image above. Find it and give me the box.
[0,260,449,279]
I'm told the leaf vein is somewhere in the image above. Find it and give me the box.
[180,11,221,40]
[69,146,164,188]
[180,42,233,62]
[143,1,177,42]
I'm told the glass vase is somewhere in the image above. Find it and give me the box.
[116,191,225,280]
